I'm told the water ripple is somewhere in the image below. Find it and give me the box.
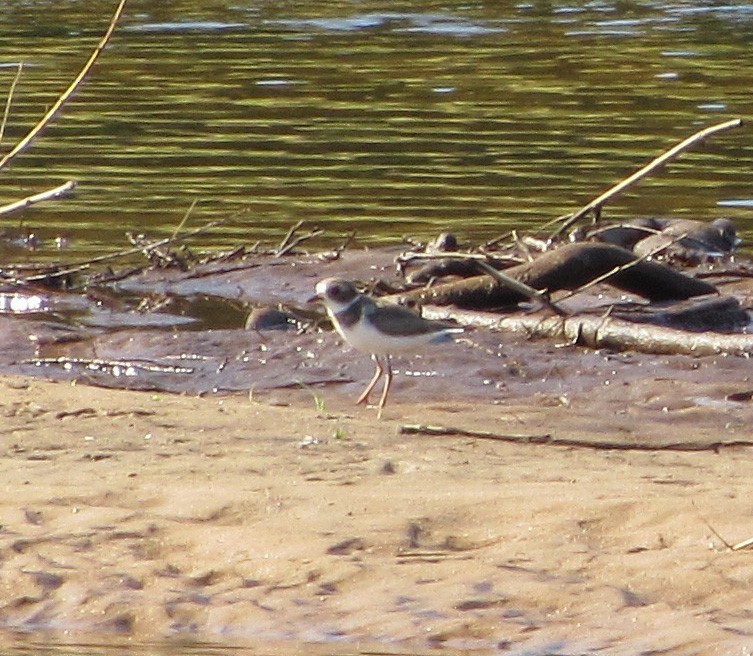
[0,0,750,258]
[266,12,506,37]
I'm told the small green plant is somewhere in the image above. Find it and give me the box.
[297,381,326,413]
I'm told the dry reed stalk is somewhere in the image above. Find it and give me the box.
[0,0,128,173]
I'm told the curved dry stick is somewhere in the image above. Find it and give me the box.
[0,180,77,217]
[0,0,128,173]
[549,118,744,241]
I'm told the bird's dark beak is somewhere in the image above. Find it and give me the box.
[306,292,323,304]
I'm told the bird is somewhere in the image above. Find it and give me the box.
[314,277,462,418]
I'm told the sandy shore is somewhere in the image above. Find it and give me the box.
[0,374,752,654]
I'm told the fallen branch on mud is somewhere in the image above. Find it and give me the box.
[423,300,753,357]
[400,424,753,452]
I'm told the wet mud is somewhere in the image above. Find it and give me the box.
[2,245,752,416]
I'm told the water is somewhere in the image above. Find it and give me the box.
[0,0,751,262]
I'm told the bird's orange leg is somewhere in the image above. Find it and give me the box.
[376,355,393,420]
[357,354,383,406]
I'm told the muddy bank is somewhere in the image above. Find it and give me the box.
[1,245,752,408]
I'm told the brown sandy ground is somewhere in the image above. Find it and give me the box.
[1,375,753,655]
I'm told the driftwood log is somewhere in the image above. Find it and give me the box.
[397,242,718,309]
[423,302,753,357]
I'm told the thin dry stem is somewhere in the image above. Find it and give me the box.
[0,0,128,172]
[276,222,324,257]
[171,199,200,240]
[277,220,304,254]
[549,118,743,242]
[0,62,23,147]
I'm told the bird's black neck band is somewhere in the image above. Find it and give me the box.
[334,297,363,328]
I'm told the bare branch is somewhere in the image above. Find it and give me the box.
[400,423,753,451]
[0,62,23,147]
[0,0,128,172]
[0,180,77,217]
[549,118,744,241]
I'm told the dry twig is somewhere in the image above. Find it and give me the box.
[548,118,743,242]
[0,181,77,217]
[0,0,128,172]
[171,199,199,240]
[275,221,324,257]
[732,537,753,551]
[400,424,753,451]
[0,62,23,147]
[693,502,753,552]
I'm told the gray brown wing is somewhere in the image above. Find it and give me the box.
[366,303,452,336]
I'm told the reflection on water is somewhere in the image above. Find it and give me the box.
[0,1,750,260]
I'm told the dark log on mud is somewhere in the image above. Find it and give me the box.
[424,303,753,357]
[614,295,749,332]
[397,242,718,309]
[400,424,753,452]
[406,258,483,284]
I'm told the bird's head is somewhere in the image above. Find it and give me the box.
[312,278,359,311]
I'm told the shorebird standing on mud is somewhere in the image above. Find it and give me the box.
[314,277,463,418]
